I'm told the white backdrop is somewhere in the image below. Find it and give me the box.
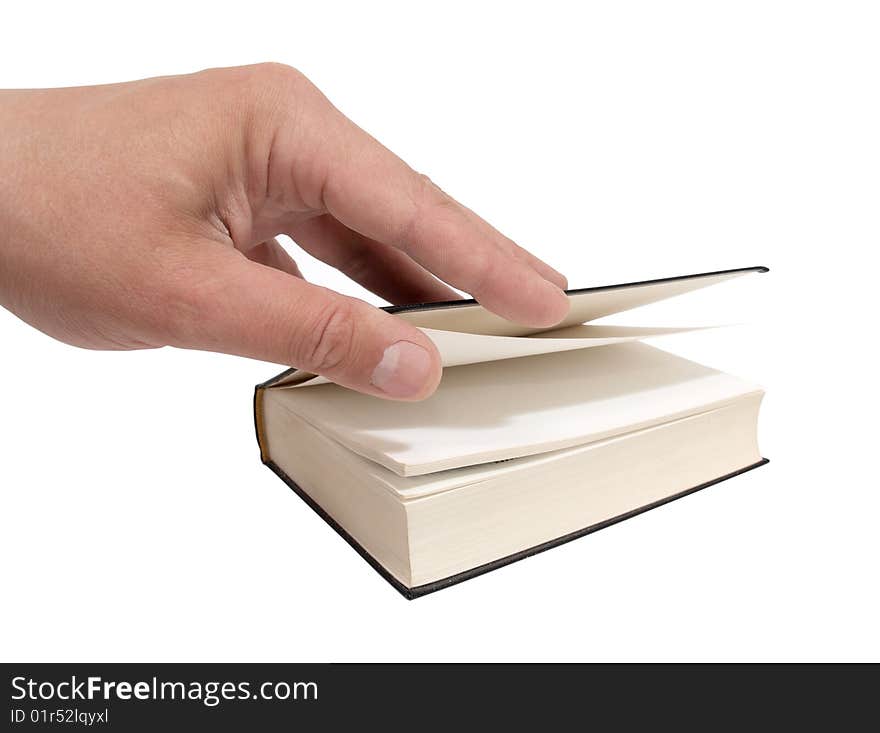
[1,1,877,661]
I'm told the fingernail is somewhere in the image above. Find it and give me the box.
[370,341,433,398]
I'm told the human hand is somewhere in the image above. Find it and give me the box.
[0,64,568,400]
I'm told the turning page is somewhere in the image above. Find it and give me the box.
[392,267,762,336]
[270,266,766,387]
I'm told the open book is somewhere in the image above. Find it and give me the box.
[254,266,768,598]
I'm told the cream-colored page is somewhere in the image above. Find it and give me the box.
[283,324,708,387]
[271,269,758,387]
[422,324,709,368]
[394,270,750,335]
[268,343,763,476]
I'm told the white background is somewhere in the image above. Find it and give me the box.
[1,1,877,661]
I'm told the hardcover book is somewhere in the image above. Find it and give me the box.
[253,266,768,598]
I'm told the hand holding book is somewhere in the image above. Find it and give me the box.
[0,64,567,399]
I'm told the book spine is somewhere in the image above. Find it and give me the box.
[253,385,270,464]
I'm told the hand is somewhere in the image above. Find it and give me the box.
[0,63,568,400]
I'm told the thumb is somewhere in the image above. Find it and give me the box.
[175,254,442,400]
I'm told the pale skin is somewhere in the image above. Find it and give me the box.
[0,63,569,400]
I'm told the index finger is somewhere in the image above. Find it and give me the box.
[306,100,570,327]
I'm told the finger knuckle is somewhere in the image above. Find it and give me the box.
[412,172,449,207]
[396,172,453,246]
[250,62,308,89]
[296,300,357,374]
[465,247,495,295]
[266,65,322,113]
[225,62,315,114]
[255,61,306,83]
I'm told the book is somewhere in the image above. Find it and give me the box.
[253,266,768,598]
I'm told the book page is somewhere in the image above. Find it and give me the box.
[282,324,709,387]
[421,324,710,369]
[267,343,763,476]
[392,268,754,335]
[270,268,761,388]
